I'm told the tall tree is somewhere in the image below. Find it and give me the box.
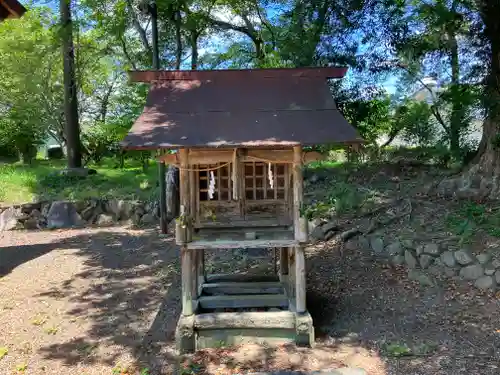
[60,0,82,169]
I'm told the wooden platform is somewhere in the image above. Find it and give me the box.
[183,227,296,249]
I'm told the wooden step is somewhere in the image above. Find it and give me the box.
[198,294,288,309]
[194,311,296,329]
[206,273,279,283]
[202,281,284,296]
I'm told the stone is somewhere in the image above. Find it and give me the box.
[492,258,500,269]
[484,263,496,276]
[322,221,339,233]
[454,248,475,265]
[441,251,457,268]
[391,254,405,265]
[433,257,444,267]
[401,239,414,249]
[141,213,157,225]
[416,245,424,256]
[495,270,500,284]
[41,202,51,217]
[20,202,41,214]
[427,265,442,277]
[423,243,441,256]
[474,276,496,290]
[459,264,484,280]
[404,250,418,269]
[73,200,88,213]
[30,209,42,218]
[370,237,384,254]
[96,214,114,226]
[46,201,83,229]
[408,269,435,286]
[310,225,327,241]
[56,167,97,177]
[419,254,434,269]
[23,218,40,230]
[476,253,492,265]
[387,241,403,256]
[358,236,370,252]
[444,267,458,277]
[80,206,95,222]
[0,207,21,231]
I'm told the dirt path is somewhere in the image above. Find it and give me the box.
[0,226,180,375]
[0,226,499,374]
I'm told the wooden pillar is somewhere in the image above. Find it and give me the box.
[179,148,191,241]
[197,249,205,296]
[280,247,288,277]
[293,146,306,241]
[181,246,194,316]
[295,245,306,314]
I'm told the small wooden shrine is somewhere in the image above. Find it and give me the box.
[122,67,362,353]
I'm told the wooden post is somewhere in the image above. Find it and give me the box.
[295,245,306,314]
[179,148,191,241]
[197,249,205,296]
[181,246,194,316]
[293,146,306,241]
[280,247,288,278]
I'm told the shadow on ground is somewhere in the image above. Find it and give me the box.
[2,162,500,375]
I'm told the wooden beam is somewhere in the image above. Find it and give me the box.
[181,246,194,316]
[202,282,284,295]
[187,239,298,250]
[198,294,288,309]
[128,67,348,83]
[295,245,306,314]
[206,273,279,283]
[157,149,325,166]
[194,311,296,329]
[158,153,177,164]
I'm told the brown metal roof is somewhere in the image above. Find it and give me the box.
[0,0,26,20]
[122,68,362,150]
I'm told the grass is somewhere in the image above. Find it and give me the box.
[0,347,8,360]
[446,201,500,243]
[44,326,58,335]
[30,315,47,326]
[0,158,159,205]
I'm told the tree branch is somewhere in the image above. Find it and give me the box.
[125,0,152,56]
[119,36,138,70]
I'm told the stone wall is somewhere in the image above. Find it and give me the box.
[0,199,159,231]
[310,220,500,293]
[350,234,500,292]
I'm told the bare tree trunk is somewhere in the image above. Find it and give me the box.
[60,0,82,169]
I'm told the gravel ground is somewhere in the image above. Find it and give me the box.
[1,226,499,374]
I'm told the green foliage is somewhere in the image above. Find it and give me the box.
[446,201,500,242]
[303,181,370,219]
[382,342,412,357]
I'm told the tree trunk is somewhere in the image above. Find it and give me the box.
[60,0,82,169]
[448,30,462,160]
[438,0,500,199]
